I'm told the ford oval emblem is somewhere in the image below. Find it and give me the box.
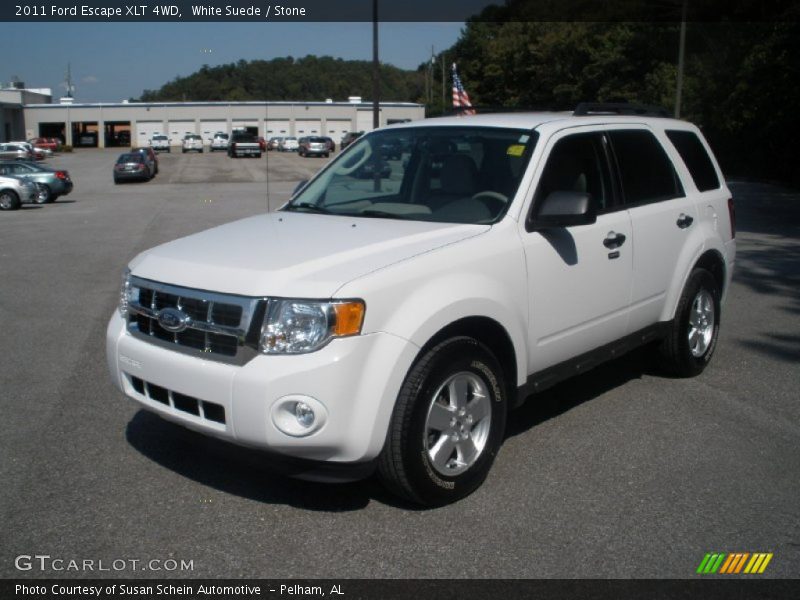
[157,307,191,333]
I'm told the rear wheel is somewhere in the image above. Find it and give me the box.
[378,337,507,506]
[658,268,721,377]
[35,184,53,204]
[0,190,21,210]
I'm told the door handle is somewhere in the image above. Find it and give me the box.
[603,231,627,249]
[677,213,694,229]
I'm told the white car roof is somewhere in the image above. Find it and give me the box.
[386,112,691,132]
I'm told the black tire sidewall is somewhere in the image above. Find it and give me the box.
[399,338,507,505]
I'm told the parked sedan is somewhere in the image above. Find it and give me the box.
[131,146,158,175]
[0,143,35,161]
[0,161,73,203]
[113,153,152,183]
[267,137,283,151]
[0,174,38,210]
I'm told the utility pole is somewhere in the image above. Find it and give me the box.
[675,0,688,118]
[372,0,380,130]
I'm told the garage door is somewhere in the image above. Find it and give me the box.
[265,120,291,138]
[232,119,259,136]
[326,119,352,143]
[200,120,227,144]
[168,120,195,146]
[135,121,164,145]
[356,110,380,133]
[294,119,322,137]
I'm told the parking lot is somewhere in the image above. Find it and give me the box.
[1,149,798,578]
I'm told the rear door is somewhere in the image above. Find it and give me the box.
[606,128,696,331]
[522,128,633,372]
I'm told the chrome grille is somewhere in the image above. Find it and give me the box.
[126,276,264,364]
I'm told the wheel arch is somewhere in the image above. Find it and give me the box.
[661,244,726,323]
[415,316,519,407]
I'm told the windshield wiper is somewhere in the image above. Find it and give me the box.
[358,209,409,220]
[284,202,332,214]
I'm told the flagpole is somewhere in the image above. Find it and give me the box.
[372,0,380,130]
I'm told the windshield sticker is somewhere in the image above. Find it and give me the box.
[519,135,530,143]
[507,144,525,157]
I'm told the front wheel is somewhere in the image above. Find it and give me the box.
[658,268,721,377]
[378,337,507,506]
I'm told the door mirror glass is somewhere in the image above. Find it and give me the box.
[531,190,596,229]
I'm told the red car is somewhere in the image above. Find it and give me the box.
[29,138,59,152]
[257,136,267,152]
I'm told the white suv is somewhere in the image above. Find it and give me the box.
[181,134,203,153]
[107,104,736,505]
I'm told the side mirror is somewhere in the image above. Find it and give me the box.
[529,191,596,230]
[292,179,309,197]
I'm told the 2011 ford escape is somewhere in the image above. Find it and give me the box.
[107,104,736,506]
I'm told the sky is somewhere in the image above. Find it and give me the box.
[5,22,465,102]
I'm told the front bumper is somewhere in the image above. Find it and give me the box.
[106,312,418,465]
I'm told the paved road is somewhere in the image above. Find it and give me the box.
[1,151,798,579]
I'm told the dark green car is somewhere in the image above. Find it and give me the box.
[0,161,73,203]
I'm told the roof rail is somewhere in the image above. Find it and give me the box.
[573,102,671,118]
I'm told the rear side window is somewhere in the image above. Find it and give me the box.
[609,130,683,205]
[666,130,720,192]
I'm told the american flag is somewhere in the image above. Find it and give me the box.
[452,63,476,116]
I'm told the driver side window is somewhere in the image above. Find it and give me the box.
[533,133,612,215]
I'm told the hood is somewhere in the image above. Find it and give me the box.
[130,212,489,298]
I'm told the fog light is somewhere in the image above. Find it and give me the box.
[271,395,327,437]
[295,402,315,428]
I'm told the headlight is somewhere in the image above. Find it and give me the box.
[118,268,132,317]
[259,299,365,354]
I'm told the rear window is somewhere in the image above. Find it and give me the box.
[118,154,141,163]
[609,130,683,205]
[666,130,720,192]
[232,133,256,142]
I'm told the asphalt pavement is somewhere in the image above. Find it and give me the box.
[0,150,798,579]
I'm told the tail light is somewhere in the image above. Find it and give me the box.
[55,171,68,180]
[727,198,736,239]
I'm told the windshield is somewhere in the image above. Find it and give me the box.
[284,126,536,224]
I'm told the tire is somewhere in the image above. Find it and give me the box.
[0,189,21,210]
[658,268,721,377]
[36,184,53,204]
[256,153,262,158]
[378,336,507,506]
[324,153,329,158]
[182,149,186,154]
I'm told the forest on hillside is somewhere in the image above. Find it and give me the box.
[138,56,423,103]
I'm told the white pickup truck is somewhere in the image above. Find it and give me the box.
[149,134,171,153]
[107,105,736,505]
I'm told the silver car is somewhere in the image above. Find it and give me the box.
[0,143,34,161]
[0,175,39,210]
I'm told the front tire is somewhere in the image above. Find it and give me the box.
[658,268,721,377]
[378,337,507,506]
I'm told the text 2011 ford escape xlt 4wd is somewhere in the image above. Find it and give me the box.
[107,104,736,506]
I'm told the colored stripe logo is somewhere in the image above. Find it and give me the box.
[696,552,773,574]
